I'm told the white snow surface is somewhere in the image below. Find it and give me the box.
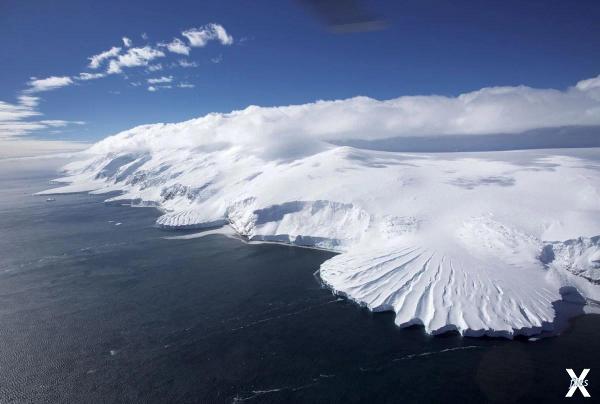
[38,111,600,338]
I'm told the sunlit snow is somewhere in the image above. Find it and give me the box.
[39,81,600,338]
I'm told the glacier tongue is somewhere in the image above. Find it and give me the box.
[320,241,559,337]
[37,118,600,338]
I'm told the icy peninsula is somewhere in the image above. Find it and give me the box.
[41,78,600,338]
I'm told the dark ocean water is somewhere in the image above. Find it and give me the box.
[0,157,598,403]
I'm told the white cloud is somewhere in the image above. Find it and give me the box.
[211,24,234,45]
[163,38,191,55]
[177,83,195,88]
[26,76,74,93]
[17,95,40,108]
[0,119,83,137]
[182,23,233,47]
[177,59,198,68]
[182,28,211,47]
[88,46,121,69]
[107,46,165,74]
[77,72,106,81]
[122,37,132,47]
[0,100,40,123]
[147,76,173,84]
[141,33,149,40]
[211,54,223,64]
[39,119,85,127]
[146,63,163,72]
[147,83,173,92]
[0,96,83,140]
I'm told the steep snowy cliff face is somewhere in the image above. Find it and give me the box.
[39,95,600,338]
[542,236,600,283]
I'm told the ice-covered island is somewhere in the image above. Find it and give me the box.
[40,76,600,338]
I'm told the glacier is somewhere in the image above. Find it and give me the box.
[37,86,600,338]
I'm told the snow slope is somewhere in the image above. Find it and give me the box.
[38,88,600,337]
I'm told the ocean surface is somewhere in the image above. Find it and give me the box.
[0,156,598,403]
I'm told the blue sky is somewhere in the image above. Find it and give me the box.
[1,0,600,146]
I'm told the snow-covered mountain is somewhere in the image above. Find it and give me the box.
[39,81,600,338]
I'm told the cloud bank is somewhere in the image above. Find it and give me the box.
[26,76,74,93]
[88,74,600,159]
[0,139,87,159]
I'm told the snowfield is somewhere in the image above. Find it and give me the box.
[38,78,600,338]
